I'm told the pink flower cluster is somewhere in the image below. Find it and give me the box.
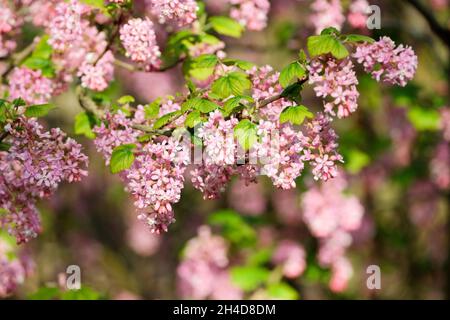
[229,179,267,216]
[1,118,88,243]
[119,18,161,70]
[301,174,364,292]
[430,142,450,191]
[303,113,343,181]
[0,236,34,297]
[308,57,359,118]
[310,0,345,34]
[229,0,270,31]
[0,0,21,58]
[147,0,198,27]
[48,0,88,52]
[347,0,370,29]
[177,226,242,299]
[272,240,306,279]
[94,108,190,233]
[8,67,54,105]
[78,50,115,91]
[353,36,418,87]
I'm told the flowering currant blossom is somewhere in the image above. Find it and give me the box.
[272,240,307,279]
[1,118,88,243]
[8,67,54,105]
[302,174,364,291]
[353,36,418,87]
[48,0,89,52]
[0,0,21,58]
[120,18,162,70]
[229,0,271,31]
[78,50,115,91]
[308,57,359,119]
[147,0,198,27]
[0,236,34,298]
[177,226,242,300]
[310,0,345,34]
[347,0,370,29]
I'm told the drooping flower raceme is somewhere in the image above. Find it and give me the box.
[229,0,271,31]
[8,67,54,105]
[177,226,242,300]
[353,36,418,87]
[308,57,359,119]
[347,0,370,29]
[147,0,198,27]
[119,18,161,70]
[310,0,345,34]
[0,118,88,243]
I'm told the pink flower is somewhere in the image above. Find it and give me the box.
[229,0,270,31]
[310,0,345,34]
[78,50,115,91]
[8,67,54,105]
[120,18,161,70]
[353,36,418,87]
[272,240,306,278]
[147,0,198,27]
[347,0,369,29]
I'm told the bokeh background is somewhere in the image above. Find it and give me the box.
[4,0,449,300]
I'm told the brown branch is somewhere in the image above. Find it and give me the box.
[1,41,37,79]
[76,86,104,118]
[405,0,450,48]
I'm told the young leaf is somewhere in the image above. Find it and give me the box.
[279,62,306,88]
[144,99,161,119]
[221,58,255,71]
[74,112,96,139]
[267,282,299,300]
[184,110,202,128]
[209,16,244,38]
[234,119,258,150]
[279,105,313,125]
[153,111,181,129]
[24,104,55,118]
[211,72,251,99]
[117,95,135,104]
[223,95,253,115]
[182,97,220,113]
[230,266,270,291]
[110,144,136,174]
[343,34,375,44]
[307,34,349,59]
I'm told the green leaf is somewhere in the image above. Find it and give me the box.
[144,99,161,119]
[74,112,96,139]
[211,72,251,99]
[230,266,270,291]
[280,82,303,104]
[24,104,55,118]
[234,119,258,150]
[307,34,349,59]
[279,105,313,125]
[28,287,61,300]
[208,209,257,247]
[184,110,202,128]
[223,95,253,115]
[110,144,136,174]
[221,58,255,71]
[117,95,135,104]
[0,142,11,151]
[12,98,26,107]
[343,34,375,44]
[186,54,219,80]
[60,287,102,300]
[407,107,440,131]
[22,36,56,77]
[345,149,370,174]
[182,98,220,113]
[279,62,306,88]
[267,282,299,300]
[320,27,341,36]
[153,111,181,129]
[209,16,244,38]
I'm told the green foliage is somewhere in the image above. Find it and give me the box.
[212,72,251,99]
[110,144,136,174]
[24,104,55,118]
[222,95,254,116]
[153,110,182,129]
[221,58,255,71]
[208,209,257,246]
[266,282,299,300]
[22,35,56,78]
[28,286,103,300]
[74,111,98,139]
[182,97,220,113]
[234,119,258,150]
[185,54,219,80]
[230,266,270,291]
[209,16,244,38]
[279,62,306,88]
[279,105,313,125]
[343,34,375,44]
[345,149,371,174]
[407,106,440,131]
[184,110,202,128]
[281,82,303,104]
[144,99,161,119]
[307,33,349,59]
